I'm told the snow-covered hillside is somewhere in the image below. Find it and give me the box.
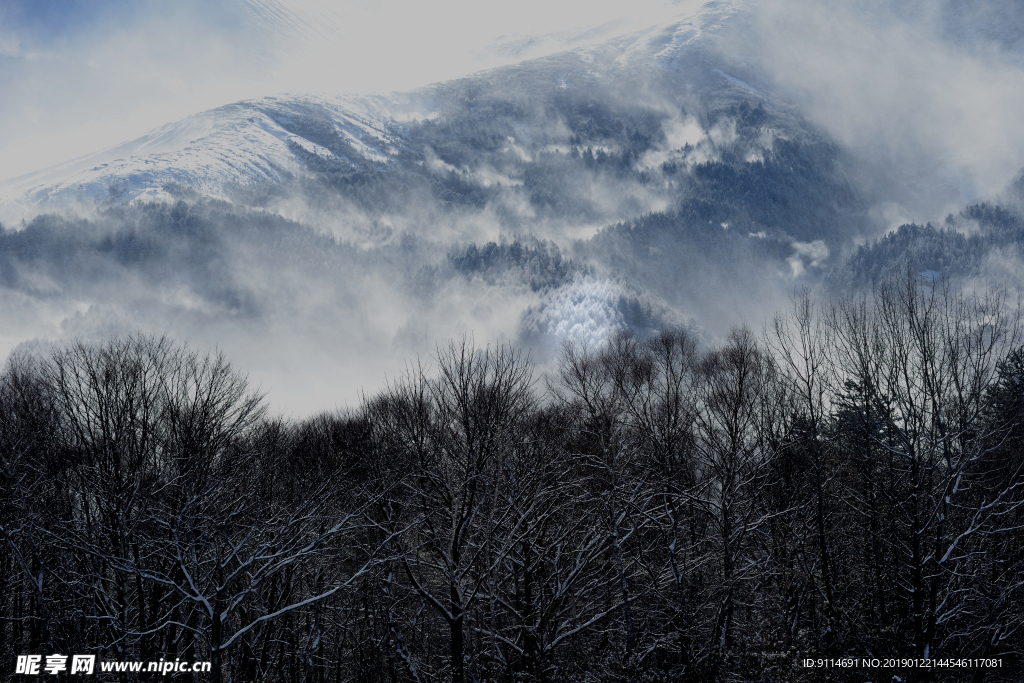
[0,95,410,210]
[0,0,754,216]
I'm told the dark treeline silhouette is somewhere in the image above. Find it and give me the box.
[3,275,1024,682]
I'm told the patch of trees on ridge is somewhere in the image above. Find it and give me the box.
[833,202,1024,288]
[447,239,587,291]
[3,275,1024,682]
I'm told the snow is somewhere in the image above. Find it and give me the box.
[0,0,752,220]
[0,94,407,215]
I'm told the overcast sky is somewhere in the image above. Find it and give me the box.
[0,0,689,182]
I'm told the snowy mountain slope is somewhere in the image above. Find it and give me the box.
[0,0,866,352]
[0,94,410,210]
[1,1,759,215]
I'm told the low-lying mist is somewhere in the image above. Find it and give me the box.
[0,198,689,415]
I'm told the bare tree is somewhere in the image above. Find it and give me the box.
[485,406,623,682]
[551,332,653,669]
[624,329,702,669]
[768,292,843,651]
[15,336,391,682]
[828,275,1024,667]
[0,353,63,657]
[380,339,534,683]
[690,327,788,678]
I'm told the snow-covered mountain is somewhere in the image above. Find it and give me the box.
[0,95,408,209]
[1,0,757,214]
[2,0,1023,413]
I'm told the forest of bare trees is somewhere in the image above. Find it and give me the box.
[3,275,1024,682]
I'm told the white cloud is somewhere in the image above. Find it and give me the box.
[747,0,1024,217]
